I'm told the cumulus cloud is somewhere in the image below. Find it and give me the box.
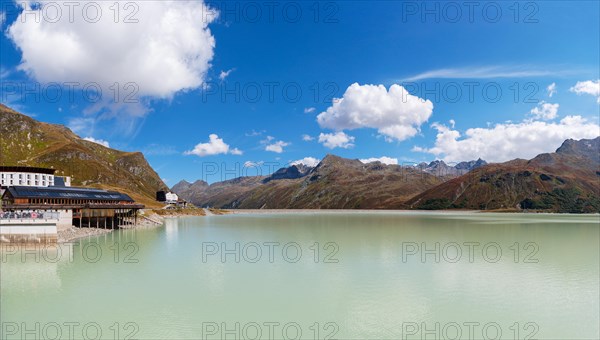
[360,157,398,165]
[265,140,289,153]
[83,137,110,148]
[301,134,314,141]
[413,116,600,163]
[185,134,242,157]
[304,107,316,114]
[570,80,600,103]
[230,148,243,155]
[7,1,217,108]
[318,132,355,149]
[547,83,557,97]
[317,83,433,141]
[529,101,559,120]
[219,68,234,81]
[290,157,320,167]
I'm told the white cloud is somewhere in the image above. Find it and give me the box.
[317,83,433,141]
[301,134,314,141]
[244,161,263,168]
[219,68,234,81]
[0,11,5,27]
[547,83,557,97]
[570,80,600,103]
[7,1,217,101]
[185,134,242,157]
[304,107,316,113]
[83,137,110,148]
[290,157,320,167]
[529,101,559,120]
[230,148,243,155]
[265,140,289,153]
[69,117,96,136]
[360,157,398,165]
[403,65,554,81]
[318,132,355,149]
[413,116,600,163]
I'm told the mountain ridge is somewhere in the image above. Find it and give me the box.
[172,154,488,209]
[407,137,600,212]
[173,138,599,212]
[0,104,168,206]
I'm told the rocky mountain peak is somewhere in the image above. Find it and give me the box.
[556,137,600,163]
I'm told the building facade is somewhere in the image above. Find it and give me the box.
[0,166,71,189]
[2,186,143,230]
[1,166,144,240]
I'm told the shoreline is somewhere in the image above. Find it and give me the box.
[57,227,113,243]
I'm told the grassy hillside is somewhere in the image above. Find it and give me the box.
[0,104,167,206]
[174,155,445,209]
[407,138,600,213]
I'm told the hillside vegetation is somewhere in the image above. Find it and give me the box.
[407,138,600,213]
[0,104,167,206]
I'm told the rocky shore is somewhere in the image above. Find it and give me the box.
[57,227,113,243]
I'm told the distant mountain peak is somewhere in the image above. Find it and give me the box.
[262,164,313,183]
[556,137,600,163]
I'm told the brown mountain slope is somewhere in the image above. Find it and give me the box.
[175,155,445,209]
[406,138,600,213]
[0,104,167,205]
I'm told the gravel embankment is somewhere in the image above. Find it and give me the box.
[57,227,112,243]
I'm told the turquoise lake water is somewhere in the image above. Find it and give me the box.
[1,211,599,339]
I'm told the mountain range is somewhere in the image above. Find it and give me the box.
[173,138,599,213]
[0,104,167,206]
[408,137,600,213]
[3,104,598,213]
[172,155,489,209]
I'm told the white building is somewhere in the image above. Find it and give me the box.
[0,166,70,188]
[165,192,178,204]
[0,166,55,187]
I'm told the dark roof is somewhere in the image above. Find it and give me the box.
[0,166,56,175]
[4,186,134,202]
[54,177,66,186]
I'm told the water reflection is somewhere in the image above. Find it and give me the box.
[1,212,598,339]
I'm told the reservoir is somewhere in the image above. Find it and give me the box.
[1,211,598,339]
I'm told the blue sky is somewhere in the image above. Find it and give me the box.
[1,1,599,185]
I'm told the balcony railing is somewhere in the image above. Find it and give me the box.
[0,210,60,222]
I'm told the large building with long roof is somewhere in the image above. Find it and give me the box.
[1,166,144,235]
